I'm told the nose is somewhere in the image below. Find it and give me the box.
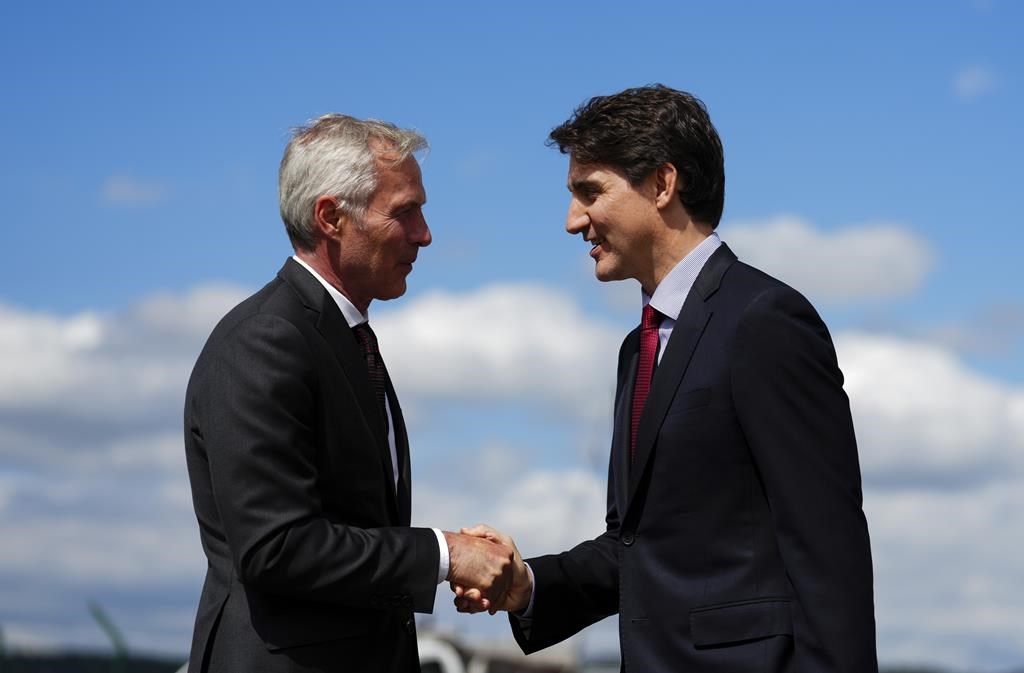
[565,198,589,236]
[409,208,432,247]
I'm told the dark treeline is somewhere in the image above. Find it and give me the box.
[1,654,1021,673]
[0,653,180,673]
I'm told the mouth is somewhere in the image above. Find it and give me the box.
[588,237,605,259]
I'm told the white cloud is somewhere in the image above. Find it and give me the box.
[838,332,1024,486]
[0,478,13,511]
[411,330,1024,668]
[834,333,1024,667]
[924,302,1024,358]
[953,65,998,100]
[723,216,935,304]
[2,283,1024,668]
[0,284,248,429]
[866,480,1024,669]
[414,467,607,558]
[100,174,170,207]
[0,514,201,585]
[376,284,623,420]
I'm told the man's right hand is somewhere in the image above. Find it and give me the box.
[443,530,515,611]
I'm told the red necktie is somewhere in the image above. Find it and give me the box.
[630,304,662,462]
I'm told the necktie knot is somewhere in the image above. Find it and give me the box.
[641,304,662,331]
[353,322,380,355]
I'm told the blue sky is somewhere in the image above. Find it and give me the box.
[1,1,1022,670]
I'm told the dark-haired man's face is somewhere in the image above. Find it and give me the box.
[564,157,663,293]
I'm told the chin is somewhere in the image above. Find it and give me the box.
[379,280,407,301]
[594,264,622,283]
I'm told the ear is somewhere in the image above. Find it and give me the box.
[653,163,679,210]
[313,195,350,239]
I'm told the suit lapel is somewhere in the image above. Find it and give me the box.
[626,301,711,504]
[385,371,412,525]
[625,244,738,508]
[277,259,400,520]
[613,332,640,516]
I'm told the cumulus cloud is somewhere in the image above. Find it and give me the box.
[2,282,1024,668]
[100,175,169,207]
[1,509,199,585]
[925,302,1024,358]
[838,333,1024,487]
[0,282,621,654]
[0,284,248,431]
[375,284,623,420]
[832,333,1024,667]
[0,287,245,651]
[953,65,998,100]
[407,328,1024,668]
[724,216,935,304]
[866,481,1024,670]
[415,466,607,558]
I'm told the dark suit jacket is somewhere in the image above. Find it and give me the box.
[184,259,440,673]
[512,245,877,672]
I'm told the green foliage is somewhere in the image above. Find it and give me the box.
[86,600,129,673]
[86,602,128,659]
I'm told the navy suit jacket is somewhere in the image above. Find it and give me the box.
[184,258,439,673]
[512,245,878,672]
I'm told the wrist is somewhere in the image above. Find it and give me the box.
[441,531,457,581]
[510,561,534,613]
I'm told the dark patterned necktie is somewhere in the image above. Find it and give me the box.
[352,322,389,434]
[630,304,663,462]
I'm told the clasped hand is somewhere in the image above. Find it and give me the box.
[445,524,531,615]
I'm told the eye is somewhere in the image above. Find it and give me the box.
[396,205,423,222]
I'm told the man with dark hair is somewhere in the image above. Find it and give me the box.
[458,86,878,672]
[184,115,515,673]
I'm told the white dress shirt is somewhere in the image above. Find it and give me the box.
[292,256,450,584]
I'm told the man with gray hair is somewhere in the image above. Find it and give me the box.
[184,114,515,673]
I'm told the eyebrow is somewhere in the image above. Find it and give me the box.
[390,193,427,210]
[568,178,600,192]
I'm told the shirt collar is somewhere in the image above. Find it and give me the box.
[643,231,722,321]
[291,255,368,328]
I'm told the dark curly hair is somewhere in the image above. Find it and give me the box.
[548,84,725,228]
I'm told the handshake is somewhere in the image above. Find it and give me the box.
[443,524,532,615]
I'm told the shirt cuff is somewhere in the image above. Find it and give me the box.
[432,528,449,585]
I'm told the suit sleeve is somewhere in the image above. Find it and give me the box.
[731,286,877,672]
[193,313,439,613]
[509,464,621,653]
[509,332,636,652]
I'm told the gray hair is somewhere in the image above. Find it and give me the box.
[278,114,428,251]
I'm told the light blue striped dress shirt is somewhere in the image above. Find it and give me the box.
[644,232,722,363]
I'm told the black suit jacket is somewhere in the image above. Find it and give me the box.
[512,245,877,672]
[184,259,439,673]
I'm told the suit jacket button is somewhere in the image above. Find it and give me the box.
[405,618,415,634]
[622,532,634,546]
